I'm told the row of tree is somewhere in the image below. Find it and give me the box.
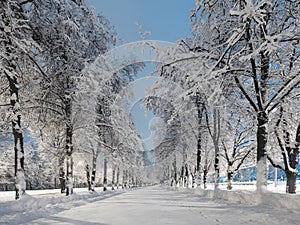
[145,0,300,194]
[0,0,145,199]
[1,0,300,200]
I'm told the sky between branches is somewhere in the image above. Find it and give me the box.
[87,0,195,149]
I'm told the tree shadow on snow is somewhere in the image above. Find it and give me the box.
[31,215,108,225]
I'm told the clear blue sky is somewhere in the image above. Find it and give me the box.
[87,0,195,150]
[88,0,195,43]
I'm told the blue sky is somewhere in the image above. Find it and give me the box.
[88,0,195,43]
[88,0,195,150]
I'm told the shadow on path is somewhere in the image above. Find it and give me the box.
[2,190,124,225]
[30,215,108,225]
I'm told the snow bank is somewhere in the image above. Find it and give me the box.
[260,192,300,210]
[0,188,124,224]
[171,186,300,211]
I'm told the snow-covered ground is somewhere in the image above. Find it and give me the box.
[0,187,107,202]
[0,187,124,224]
[0,184,300,224]
[179,182,300,210]
[202,181,299,194]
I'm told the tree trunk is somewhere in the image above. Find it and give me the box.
[196,97,203,184]
[227,171,233,190]
[65,87,74,196]
[85,164,91,191]
[126,170,129,188]
[214,144,220,190]
[285,143,299,194]
[116,166,120,189]
[206,107,221,190]
[122,170,125,189]
[66,155,73,196]
[1,0,26,200]
[111,164,115,190]
[166,165,170,181]
[203,169,208,189]
[131,172,135,187]
[103,157,108,191]
[10,81,26,200]
[213,109,221,190]
[172,155,177,187]
[256,111,269,192]
[125,170,129,188]
[129,170,133,188]
[59,157,66,193]
[192,167,196,188]
[196,132,202,172]
[91,151,97,191]
[185,164,189,188]
[286,171,297,194]
[6,59,25,200]
[180,165,185,187]
[288,125,299,193]
[13,121,25,200]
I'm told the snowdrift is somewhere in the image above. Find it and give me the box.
[173,187,300,211]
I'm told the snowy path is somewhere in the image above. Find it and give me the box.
[28,186,300,225]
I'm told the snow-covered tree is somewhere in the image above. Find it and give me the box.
[25,0,115,195]
[268,101,300,193]
[201,132,214,189]
[190,0,300,192]
[220,108,255,190]
[203,104,223,189]
[0,0,40,199]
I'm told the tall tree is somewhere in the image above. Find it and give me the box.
[191,0,300,192]
[204,105,222,189]
[221,110,255,190]
[268,103,300,193]
[0,0,38,199]
[27,0,115,195]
